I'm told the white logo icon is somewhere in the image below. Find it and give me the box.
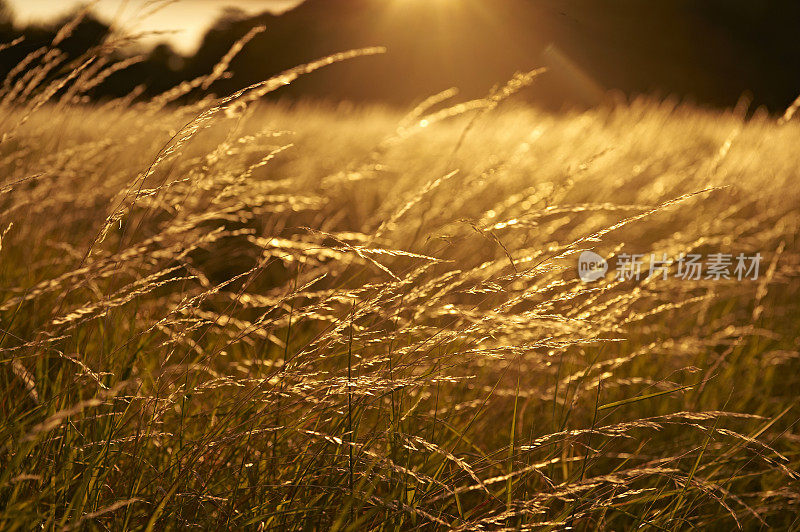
[578,251,608,282]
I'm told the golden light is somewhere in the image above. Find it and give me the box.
[384,0,472,17]
[378,0,495,43]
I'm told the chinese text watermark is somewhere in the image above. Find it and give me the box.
[578,251,761,283]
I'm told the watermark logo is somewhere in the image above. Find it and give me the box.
[578,250,608,282]
[576,251,762,282]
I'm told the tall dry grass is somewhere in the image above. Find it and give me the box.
[1,17,799,531]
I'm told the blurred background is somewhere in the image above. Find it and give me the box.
[1,0,799,112]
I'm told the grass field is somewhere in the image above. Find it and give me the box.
[1,45,800,530]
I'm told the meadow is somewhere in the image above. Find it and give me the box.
[1,40,800,530]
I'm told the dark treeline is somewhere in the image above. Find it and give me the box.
[0,0,799,112]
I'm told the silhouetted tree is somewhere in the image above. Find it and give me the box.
[0,0,799,111]
[170,0,800,111]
